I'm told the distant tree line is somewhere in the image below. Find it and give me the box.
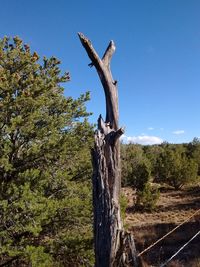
[121,138,200,210]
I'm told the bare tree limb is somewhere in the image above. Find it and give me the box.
[102,40,116,67]
[78,32,118,130]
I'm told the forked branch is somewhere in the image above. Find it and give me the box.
[78,32,119,130]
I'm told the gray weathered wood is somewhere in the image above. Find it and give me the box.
[78,32,138,267]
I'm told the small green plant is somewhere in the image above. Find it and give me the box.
[136,183,160,211]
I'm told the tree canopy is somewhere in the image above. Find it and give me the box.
[0,37,94,266]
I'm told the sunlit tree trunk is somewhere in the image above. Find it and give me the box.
[78,33,138,267]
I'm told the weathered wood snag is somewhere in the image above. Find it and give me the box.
[78,33,138,267]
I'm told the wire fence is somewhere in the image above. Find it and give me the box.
[160,229,200,267]
[137,207,200,265]
[138,207,200,257]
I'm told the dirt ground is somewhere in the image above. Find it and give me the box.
[122,186,200,267]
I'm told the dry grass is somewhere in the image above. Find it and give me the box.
[123,186,200,226]
[122,185,200,267]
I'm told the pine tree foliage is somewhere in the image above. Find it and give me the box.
[121,144,159,210]
[0,37,94,266]
[188,138,200,175]
[155,144,198,189]
[121,142,199,210]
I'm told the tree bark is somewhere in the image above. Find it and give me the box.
[78,33,138,267]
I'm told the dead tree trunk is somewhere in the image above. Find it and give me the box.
[78,33,138,267]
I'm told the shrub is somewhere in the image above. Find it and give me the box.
[136,183,160,211]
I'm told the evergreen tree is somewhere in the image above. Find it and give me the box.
[155,144,198,189]
[0,37,94,266]
[121,144,159,210]
[121,144,151,189]
[187,138,200,175]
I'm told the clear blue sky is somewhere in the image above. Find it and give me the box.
[1,0,200,144]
